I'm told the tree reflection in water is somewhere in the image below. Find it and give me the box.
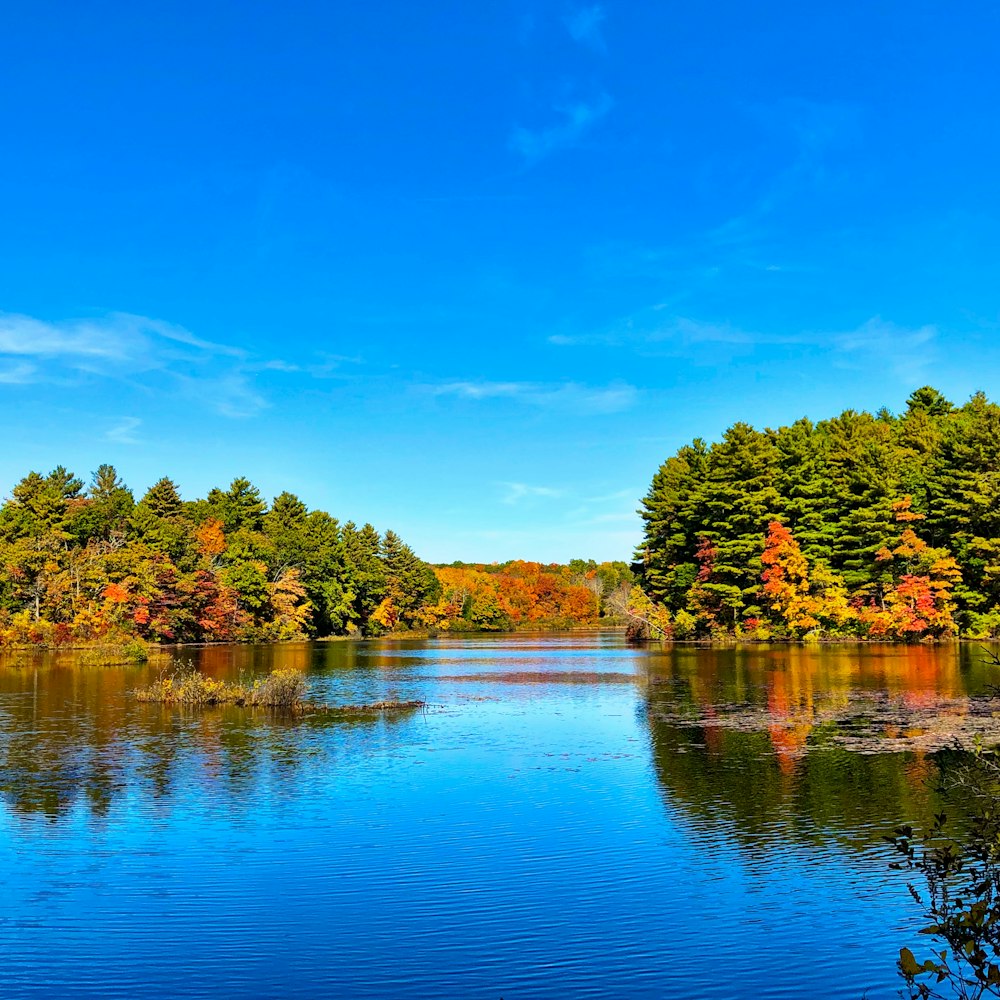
[0,643,416,821]
[642,643,999,856]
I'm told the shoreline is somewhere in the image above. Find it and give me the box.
[2,629,999,655]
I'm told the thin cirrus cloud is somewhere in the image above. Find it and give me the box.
[0,310,286,418]
[424,378,638,414]
[0,360,37,384]
[831,317,938,384]
[549,310,940,383]
[509,92,614,164]
[499,481,564,505]
[564,5,607,52]
[105,416,142,445]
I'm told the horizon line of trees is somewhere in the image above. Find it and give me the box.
[422,559,634,631]
[0,466,441,645]
[633,387,1000,641]
[0,467,628,646]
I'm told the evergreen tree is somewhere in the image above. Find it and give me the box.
[299,511,354,634]
[637,440,709,606]
[701,423,783,617]
[636,388,1000,639]
[206,477,267,534]
[381,529,441,621]
[342,522,388,634]
[130,478,191,563]
[139,478,183,518]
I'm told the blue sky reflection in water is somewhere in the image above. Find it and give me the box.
[0,634,983,999]
[3,2,1000,561]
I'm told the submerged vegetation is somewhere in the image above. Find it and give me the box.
[634,387,1000,641]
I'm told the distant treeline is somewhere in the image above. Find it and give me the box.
[633,387,1000,640]
[0,467,625,646]
[427,560,634,631]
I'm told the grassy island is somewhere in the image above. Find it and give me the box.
[134,664,425,716]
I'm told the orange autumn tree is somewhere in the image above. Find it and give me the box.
[760,522,819,635]
[262,569,312,640]
[860,497,961,639]
[195,518,226,563]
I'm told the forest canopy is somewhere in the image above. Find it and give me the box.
[633,387,1000,641]
[0,469,626,646]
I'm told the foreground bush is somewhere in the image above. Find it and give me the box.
[888,651,1000,998]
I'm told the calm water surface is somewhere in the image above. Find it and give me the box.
[1,634,995,999]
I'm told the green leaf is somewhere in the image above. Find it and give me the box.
[899,948,921,976]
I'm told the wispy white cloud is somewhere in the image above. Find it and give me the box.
[832,317,938,384]
[566,487,641,528]
[0,360,38,384]
[0,311,243,366]
[834,316,936,354]
[424,378,637,414]
[172,370,270,420]
[0,311,296,418]
[565,5,606,52]
[499,481,564,505]
[549,312,788,351]
[509,92,613,164]
[548,309,940,385]
[307,353,365,379]
[0,314,129,360]
[106,416,142,445]
[428,380,524,400]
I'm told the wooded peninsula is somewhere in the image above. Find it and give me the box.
[0,469,631,647]
[632,386,1000,641]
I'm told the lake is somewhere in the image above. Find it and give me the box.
[1,634,996,999]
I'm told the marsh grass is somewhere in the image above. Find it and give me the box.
[78,639,151,666]
[134,664,425,716]
[135,665,307,708]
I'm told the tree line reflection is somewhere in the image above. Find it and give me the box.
[0,642,423,821]
[642,644,995,852]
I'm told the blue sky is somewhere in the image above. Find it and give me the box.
[2,1,999,563]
